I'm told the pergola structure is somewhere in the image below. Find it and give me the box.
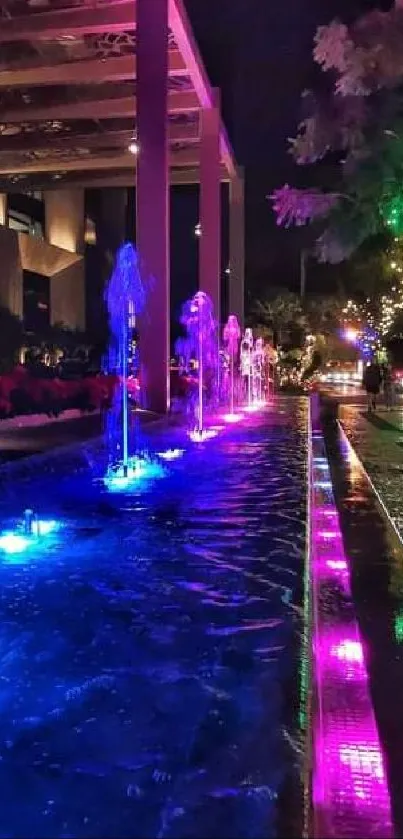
[0,0,245,412]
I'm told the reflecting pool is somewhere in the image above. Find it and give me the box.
[0,399,307,838]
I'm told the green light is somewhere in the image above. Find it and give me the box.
[395,612,403,644]
[382,196,403,236]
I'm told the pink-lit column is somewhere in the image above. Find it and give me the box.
[229,167,245,326]
[136,0,170,414]
[199,90,221,323]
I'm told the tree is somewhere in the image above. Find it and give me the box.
[0,306,24,373]
[271,4,403,262]
[252,291,305,346]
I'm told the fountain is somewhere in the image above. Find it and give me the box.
[179,291,218,442]
[252,337,265,405]
[223,315,241,422]
[104,243,163,490]
[240,327,254,409]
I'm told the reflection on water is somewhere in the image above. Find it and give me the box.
[0,400,307,838]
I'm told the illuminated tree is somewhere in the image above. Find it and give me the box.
[271,4,403,261]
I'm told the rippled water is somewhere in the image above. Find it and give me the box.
[0,399,307,839]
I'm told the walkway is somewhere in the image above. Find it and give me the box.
[330,404,403,835]
[339,405,403,537]
[0,412,101,462]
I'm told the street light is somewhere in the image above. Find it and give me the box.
[194,222,201,237]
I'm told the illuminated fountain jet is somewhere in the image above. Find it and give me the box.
[252,337,265,405]
[223,315,241,422]
[180,291,218,442]
[240,327,254,408]
[104,243,163,490]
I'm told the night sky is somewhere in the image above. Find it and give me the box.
[175,0,392,309]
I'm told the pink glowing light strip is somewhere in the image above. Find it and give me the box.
[310,428,392,838]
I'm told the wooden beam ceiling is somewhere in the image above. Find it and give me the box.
[45,167,229,190]
[0,148,199,176]
[0,0,237,178]
[0,51,186,89]
[0,1,137,41]
[57,171,203,189]
[0,123,198,154]
[0,91,199,124]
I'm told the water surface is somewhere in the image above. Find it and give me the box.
[0,400,307,838]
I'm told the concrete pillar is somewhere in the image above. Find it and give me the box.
[0,194,7,226]
[45,190,84,255]
[229,167,245,326]
[136,0,170,413]
[199,90,221,323]
[44,189,85,330]
[0,226,22,316]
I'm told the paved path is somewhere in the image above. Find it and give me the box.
[0,412,102,461]
[339,405,403,538]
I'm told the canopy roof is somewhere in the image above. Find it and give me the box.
[0,0,236,192]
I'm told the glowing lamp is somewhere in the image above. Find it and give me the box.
[344,327,358,343]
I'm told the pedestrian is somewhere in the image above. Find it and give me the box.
[363,360,382,413]
[382,364,395,411]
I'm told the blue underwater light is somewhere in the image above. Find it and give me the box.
[103,456,165,492]
[157,448,184,461]
[0,533,30,555]
[0,513,60,561]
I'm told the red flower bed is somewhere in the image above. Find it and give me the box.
[0,368,119,419]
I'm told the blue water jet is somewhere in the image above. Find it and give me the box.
[104,243,152,488]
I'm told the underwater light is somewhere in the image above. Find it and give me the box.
[326,558,348,572]
[0,533,30,554]
[104,457,165,492]
[223,413,243,424]
[0,516,60,557]
[157,448,184,461]
[189,428,218,443]
[244,403,261,413]
[331,639,364,665]
[36,520,57,536]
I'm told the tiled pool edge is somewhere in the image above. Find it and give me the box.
[301,397,313,839]
[309,400,393,838]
